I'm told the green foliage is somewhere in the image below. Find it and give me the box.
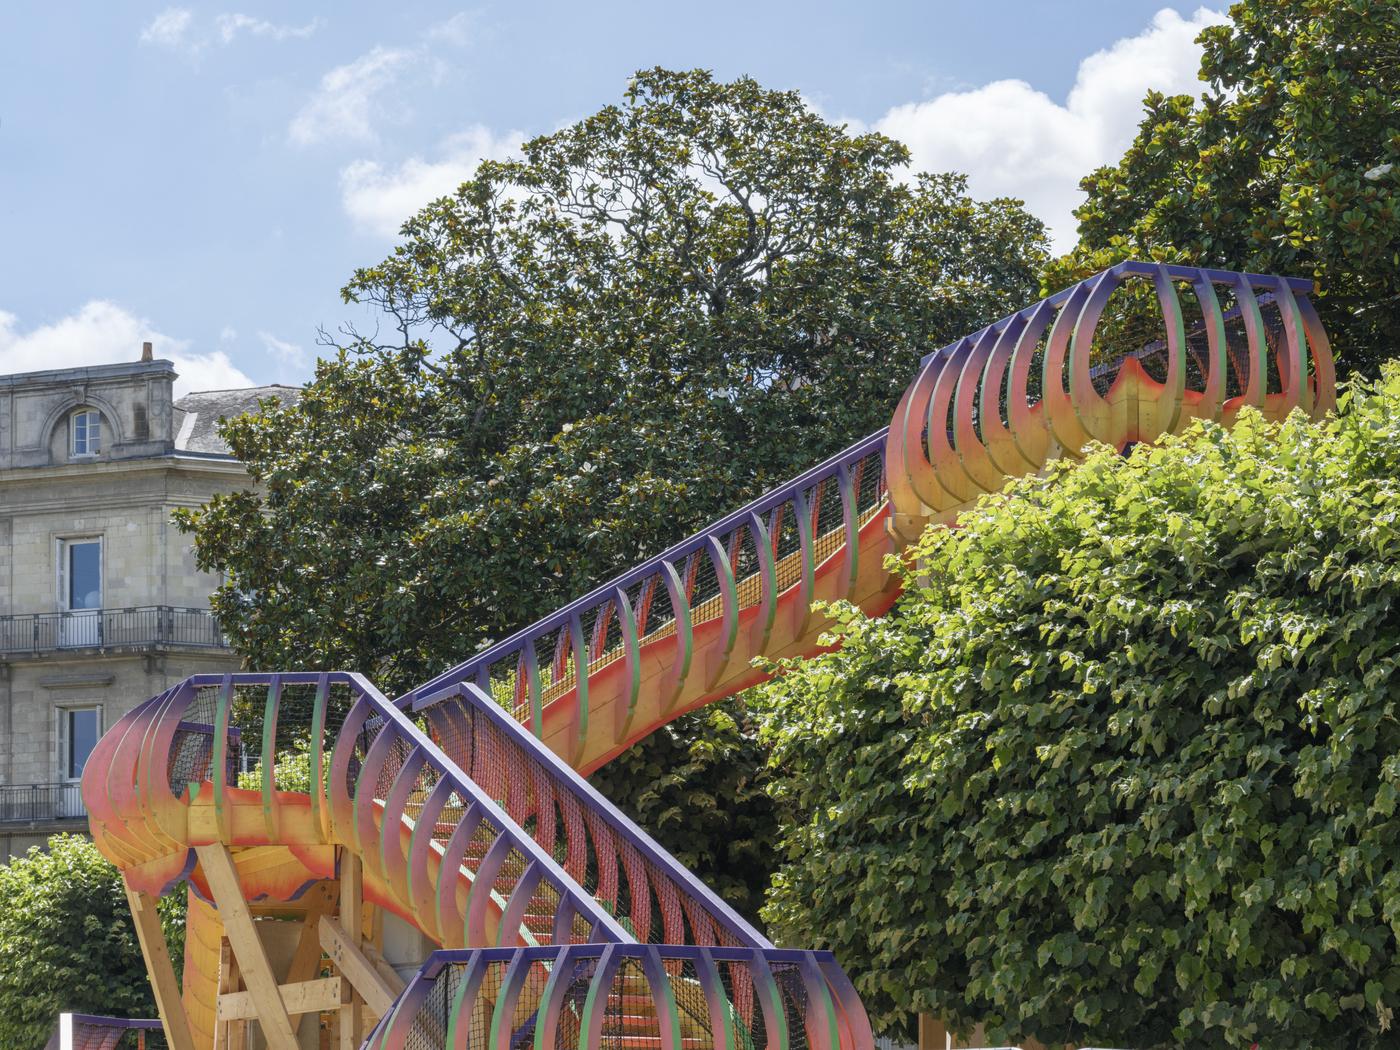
[0,834,186,1048]
[1050,0,1400,375]
[177,68,1046,911]
[757,366,1400,1047]
[237,746,316,795]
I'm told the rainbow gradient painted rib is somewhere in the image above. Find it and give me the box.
[82,264,1335,1050]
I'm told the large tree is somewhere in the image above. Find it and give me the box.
[181,69,1046,914]
[1050,0,1400,375]
[757,367,1400,1048]
[0,835,185,1049]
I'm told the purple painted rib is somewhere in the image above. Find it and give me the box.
[423,680,771,949]
[402,428,888,711]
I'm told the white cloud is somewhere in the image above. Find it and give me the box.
[340,125,524,237]
[428,12,476,46]
[289,46,416,146]
[139,8,195,50]
[215,13,320,44]
[873,6,1225,250]
[140,8,319,57]
[258,330,306,367]
[0,302,253,397]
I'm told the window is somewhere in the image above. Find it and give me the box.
[58,538,102,610]
[70,408,102,456]
[58,706,101,780]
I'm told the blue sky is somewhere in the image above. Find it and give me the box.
[0,2,1223,394]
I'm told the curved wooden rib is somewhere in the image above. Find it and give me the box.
[888,262,1334,539]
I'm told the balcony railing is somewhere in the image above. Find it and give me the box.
[0,606,229,656]
[0,781,86,824]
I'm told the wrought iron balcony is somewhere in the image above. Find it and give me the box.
[0,605,229,656]
[0,781,86,824]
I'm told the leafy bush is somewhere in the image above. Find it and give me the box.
[758,367,1400,1047]
[237,746,315,795]
[0,834,185,1048]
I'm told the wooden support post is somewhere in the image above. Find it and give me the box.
[285,891,333,985]
[319,914,403,1019]
[338,848,363,1049]
[195,843,301,1050]
[123,878,198,1050]
[218,941,246,1050]
[917,1013,946,1050]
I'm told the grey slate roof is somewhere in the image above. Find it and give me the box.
[173,384,302,455]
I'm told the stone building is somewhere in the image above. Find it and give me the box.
[0,348,296,860]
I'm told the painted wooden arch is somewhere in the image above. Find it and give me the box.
[886,261,1336,536]
[368,945,871,1050]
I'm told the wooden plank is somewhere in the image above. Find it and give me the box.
[217,940,246,1050]
[195,843,301,1050]
[917,1013,946,1050]
[218,977,345,1021]
[123,879,198,1050]
[338,848,363,1050]
[286,886,334,986]
[318,915,403,1018]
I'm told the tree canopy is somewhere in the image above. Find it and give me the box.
[757,367,1400,1048]
[1050,0,1400,375]
[0,835,185,1049]
[179,68,1046,913]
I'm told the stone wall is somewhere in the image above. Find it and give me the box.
[0,360,176,470]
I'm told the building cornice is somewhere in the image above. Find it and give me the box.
[0,453,247,487]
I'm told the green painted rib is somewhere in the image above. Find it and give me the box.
[641,948,685,1050]
[1152,265,1188,433]
[614,586,641,731]
[749,950,790,1050]
[706,536,739,663]
[661,559,693,693]
[211,673,233,841]
[488,954,533,1050]
[578,945,622,1050]
[746,512,777,652]
[1272,279,1310,413]
[259,679,281,841]
[1232,273,1268,407]
[522,644,543,738]
[569,612,589,756]
[1191,276,1228,418]
[837,462,859,596]
[794,489,816,614]
[308,674,329,837]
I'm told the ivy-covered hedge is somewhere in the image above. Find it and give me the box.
[0,834,185,1048]
[757,366,1400,1048]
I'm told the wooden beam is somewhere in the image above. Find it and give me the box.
[318,914,403,1018]
[338,847,364,1050]
[285,890,333,986]
[122,879,197,1050]
[218,976,345,1021]
[195,844,301,1050]
[217,941,246,1050]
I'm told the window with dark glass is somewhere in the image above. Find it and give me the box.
[61,539,102,610]
[60,707,100,780]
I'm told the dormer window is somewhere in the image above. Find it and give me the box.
[70,409,102,457]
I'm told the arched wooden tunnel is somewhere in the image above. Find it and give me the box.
[80,263,1334,1050]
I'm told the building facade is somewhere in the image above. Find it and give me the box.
[0,352,295,860]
